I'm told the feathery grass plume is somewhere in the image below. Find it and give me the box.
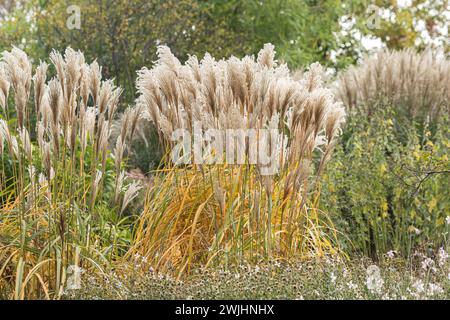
[120,181,142,215]
[0,47,139,299]
[89,61,101,106]
[81,107,96,152]
[132,44,345,275]
[0,120,6,155]
[114,170,125,204]
[9,135,18,158]
[47,78,62,124]
[0,63,10,112]
[33,62,48,114]
[114,135,125,172]
[336,48,450,120]
[136,44,345,175]
[0,119,10,155]
[1,47,32,128]
[79,64,90,109]
[90,169,103,208]
[18,127,32,160]
[47,78,62,154]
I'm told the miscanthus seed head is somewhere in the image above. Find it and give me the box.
[136,43,345,190]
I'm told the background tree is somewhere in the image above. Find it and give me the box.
[346,0,449,52]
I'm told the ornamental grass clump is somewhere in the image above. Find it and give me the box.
[130,44,345,275]
[0,47,140,299]
[337,48,450,120]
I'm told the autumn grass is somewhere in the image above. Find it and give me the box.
[128,162,341,277]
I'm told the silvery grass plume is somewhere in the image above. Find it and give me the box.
[120,180,142,215]
[0,119,11,155]
[336,48,450,120]
[136,44,345,191]
[0,62,10,112]
[1,47,32,128]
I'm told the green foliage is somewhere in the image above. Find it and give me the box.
[235,0,346,68]
[321,107,450,258]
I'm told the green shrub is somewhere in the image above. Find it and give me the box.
[321,106,450,258]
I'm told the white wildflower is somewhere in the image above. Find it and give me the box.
[437,247,448,267]
[330,272,337,284]
[347,280,358,290]
[386,250,396,259]
[366,265,384,294]
[421,257,435,271]
[427,283,443,296]
[412,279,425,294]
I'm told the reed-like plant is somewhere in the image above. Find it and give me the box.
[337,48,450,120]
[0,47,140,299]
[130,44,345,275]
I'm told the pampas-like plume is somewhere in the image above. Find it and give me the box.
[48,78,62,127]
[41,141,52,178]
[10,135,19,158]
[120,181,142,215]
[1,47,32,128]
[336,48,450,119]
[18,127,32,160]
[114,170,125,204]
[0,119,7,154]
[0,63,10,112]
[90,169,103,208]
[114,134,125,172]
[89,61,101,106]
[136,44,345,191]
[0,119,12,155]
[33,62,48,114]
